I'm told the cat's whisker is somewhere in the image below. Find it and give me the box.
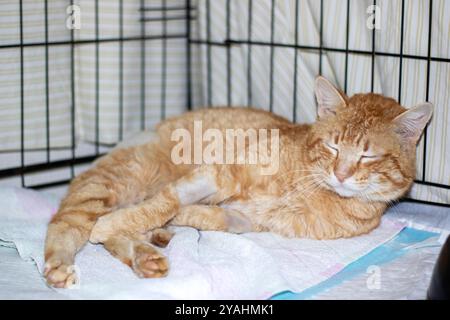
[285,176,325,190]
[251,174,321,212]
[287,175,323,192]
[266,177,324,213]
[288,177,324,200]
[272,170,324,185]
[303,180,325,198]
[276,174,325,195]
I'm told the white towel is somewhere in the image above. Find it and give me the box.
[0,186,405,299]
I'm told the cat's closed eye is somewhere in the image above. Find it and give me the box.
[324,142,338,154]
[360,154,381,163]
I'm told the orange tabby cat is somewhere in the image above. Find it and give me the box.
[44,76,432,288]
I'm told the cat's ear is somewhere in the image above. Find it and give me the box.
[314,76,347,119]
[392,103,433,143]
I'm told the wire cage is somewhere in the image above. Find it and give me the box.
[0,0,449,208]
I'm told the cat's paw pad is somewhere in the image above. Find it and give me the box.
[132,243,169,278]
[44,258,77,288]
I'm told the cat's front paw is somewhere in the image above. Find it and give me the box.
[44,255,77,288]
[132,242,169,278]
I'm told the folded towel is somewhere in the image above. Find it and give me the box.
[0,186,405,299]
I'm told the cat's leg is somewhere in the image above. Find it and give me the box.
[44,173,117,288]
[89,164,244,244]
[44,143,176,287]
[104,204,251,276]
[103,233,169,278]
[93,204,252,278]
[169,205,253,233]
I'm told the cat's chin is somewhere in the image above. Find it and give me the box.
[332,186,358,198]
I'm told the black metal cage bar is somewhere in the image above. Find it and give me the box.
[0,0,190,189]
[0,0,449,208]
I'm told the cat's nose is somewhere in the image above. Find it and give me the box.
[334,170,352,183]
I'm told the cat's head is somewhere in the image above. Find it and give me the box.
[308,76,433,202]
